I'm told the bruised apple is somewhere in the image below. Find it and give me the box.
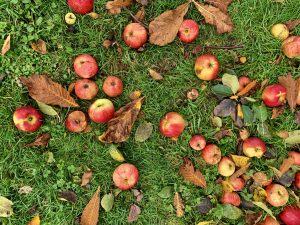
[189,135,206,151]
[288,151,300,166]
[271,23,289,40]
[221,192,241,206]
[159,112,186,139]
[218,157,235,177]
[279,205,300,225]
[67,0,93,15]
[229,177,245,191]
[75,79,98,100]
[262,84,287,107]
[66,111,88,133]
[260,215,280,225]
[178,19,199,43]
[13,106,42,132]
[282,36,300,58]
[243,137,266,158]
[74,54,98,78]
[201,144,221,165]
[194,54,220,81]
[266,184,289,207]
[123,23,147,49]
[113,163,139,190]
[88,99,115,123]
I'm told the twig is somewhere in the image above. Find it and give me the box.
[123,8,147,27]
[205,45,244,50]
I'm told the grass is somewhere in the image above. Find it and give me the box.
[0,0,300,224]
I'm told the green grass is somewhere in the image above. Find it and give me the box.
[0,0,300,224]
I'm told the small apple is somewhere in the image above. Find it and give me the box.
[189,135,206,151]
[13,106,42,132]
[221,192,241,206]
[282,36,300,58]
[113,163,139,190]
[123,23,147,49]
[75,79,98,100]
[201,144,221,165]
[74,54,98,79]
[194,54,220,81]
[238,76,251,91]
[253,172,273,186]
[262,84,287,108]
[243,137,266,158]
[260,215,280,225]
[266,184,289,207]
[159,112,186,139]
[271,24,289,40]
[102,76,124,97]
[279,205,300,225]
[65,12,76,25]
[178,19,199,43]
[66,111,88,133]
[88,99,115,123]
[229,177,245,191]
[67,0,93,15]
[288,151,300,166]
[218,157,235,177]
[294,172,300,189]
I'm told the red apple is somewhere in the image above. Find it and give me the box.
[74,54,98,78]
[262,84,287,108]
[194,54,220,81]
[282,36,300,58]
[238,76,251,91]
[279,205,300,225]
[288,151,300,166]
[113,163,139,190]
[65,111,88,133]
[243,137,266,158]
[88,99,115,123]
[260,216,280,225]
[13,106,42,132]
[123,23,147,49]
[218,157,236,177]
[159,112,186,139]
[67,0,93,15]
[296,89,300,106]
[229,177,245,191]
[102,76,124,97]
[75,79,98,100]
[221,192,241,206]
[201,144,221,165]
[189,135,206,151]
[294,172,300,189]
[266,184,289,207]
[178,19,199,43]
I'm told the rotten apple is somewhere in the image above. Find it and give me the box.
[67,0,93,15]
[113,163,139,190]
[159,112,186,139]
[201,144,221,165]
[243,137,266,158]
[13,106,42,132]
[294,171,300,189]
[221,192,241,206]
[279,205,300,225]
[74,54,98,78]
[218,157,235,177]
[75,79,98,100]
[123,23,147,49]
[66,111,88,133]
[88,99,115,123]
[266,184,289,207]
[178,19,199,43]
[260,215,280,225]
[271,23,289,40]
[102,76,124,97]
[282,36,300,58]
[194,54,220,81]
[189,135,206,151]
[229,177,245,191]
[288,151,300,166]
[262,84,287,108]
[238,76,251,91]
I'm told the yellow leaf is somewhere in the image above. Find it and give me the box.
[88,12,99,19]
[253,201,276,220]
[197,221,214,225]
[173,192,184,217]
[1,34,11,56]
[230,155,250,167]
[222,180,234,192]
[253,187,267,202]
[237,104,244,119]
[27,215,40,225]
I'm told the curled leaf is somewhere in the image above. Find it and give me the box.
[173,192,184,217]
[253,187,267,202]
[58,190,77,204]
[128,204,141,223]
[271,105,285,119]
[81,169,93,187]
[237,80,257,96]
[229,163,250,181]
[1,34,11,56]
[31,40,47,54]
[106,0,132,15]
[25,133,51,148]
[132,189,144,202]
[80,187,100,225]
[285,18,300,31]
[245,212,262,225]
[109,145,125,162]
[88,12,99,19]
[214,128,233,141]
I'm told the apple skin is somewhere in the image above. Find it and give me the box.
[288,151,300,166]
[189,135,206,151]
[13,106,42,132]
[266,184,289,207]
[194,54,220,81]
[243,137,266,158]
[75,79,99,100]
[218,157,236,177]
[201,144,221,165]
[65,111,88,133]
[67,0,93,15]
[229,177,245,191]
[294,172,300,189]
[296,89,300,105]
[282,36,300,58]
[88,99,115,123]
[74,54,98,78]
[178,19,199,43]
[102,76,124,97]
[238,76,251,91]
[259,215,280,225]
[279,205,300,225]
[262,84,287,108]
[221,192,241,206]
[271,24,289,41]
[113,163,139,190]
[123,23,147,49]
[159,112,186,139]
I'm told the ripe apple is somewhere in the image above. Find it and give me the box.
[75,79,99,100]
[288,151,300,166]
[194,54,220,81]
[294,172,300,189]
[88,99,115,123]
[113,163,139,190]
[159,112,186,139]
[102,76,124,97]
[243,137,266,158]
[229,177,245,191]
[262,84,287,107]
[13,106,42,132]
[238,76,251,91]
[189,135,206,151]
[201,144,221,165]
[67,0,93,15]
[73,54,98,79]
[279,205,300,225]
[253,172,273,186]
[221,192,241,206]
[218,157,235,177]
[271,23,289,40]
[65,12,76,25]
[178,19,199,43]
[123,23,147,49]
[66,111,88,133]
[266,184,289,207]
[260,215,280,225]
[282,36,300,58]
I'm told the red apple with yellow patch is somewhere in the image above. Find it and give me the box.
[88,99,115,123]
[178,19,199,43]
[221,192,241,206]
[67,0,93,15]
[201,144,221,165]
[194,54,220,81]
[75,79,98,100]
[229,177,245,191]
[266,184,289,207]
[113,163,139,190]
[282,36,300,58]
[102,76,124,97]
[243,137,266,158]
[74,54,98,78]
[159,112,186,139]
[262,84,287,107]
[123,23,147,49]
[13,106,42,132]
[189,135,206,151]
[218,157,235,177]
[66,111,88,133]
[288,151,300,166]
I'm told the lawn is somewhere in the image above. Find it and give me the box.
[0,0,300,224]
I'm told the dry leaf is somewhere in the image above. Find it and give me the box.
[99,97,144,143]
[149,2,190,46]
[245,212,262,225]
[58,190,77,204]
[285,18,300,31]
[80,187,100,225]
[1,34,11,56]
[239,129,249,141]
[173,192,184,217]
[148,68,163,80]
[129,90,142,100]
[106,0,132,15]
[222,180,234,192]
[31,40,47,54]
[253,172,271,185]
[278,156,295,177]
[229,163,250,181]
[278,73,298,112]
[295,111,300,124]
[187,88,199,101]
[20,75,79,107]
[25,133,51,147]
[88,12,99,19]
[276,130,289,139]
[18,186,33,194]
[27,215,40,225]
[230,155,250,167]
[132,189,144,202]
[81,169,93,187]
[136,0,148,5]
[102,40,113,49]
[128,204,141,223]
[214,128,233,140]
[134,6,145,22]
[205,0,232,12]
[271,105,285,119]
[260,79,269,91]
[253,187,267,202]
[237,80,258,96]
[68,82,76,93]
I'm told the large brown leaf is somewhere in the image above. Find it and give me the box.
[106,0,133,15]
[99,97,144,143]
[205,0,232,13]
[149,2,190,46]
[20,75,79,107]
[285,18,300,31]
[80,187,100,225]
[25,133,51,147]
[173,192,184,217]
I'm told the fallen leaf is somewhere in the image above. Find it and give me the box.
[295,111,300,124]
[106,0,132,15]
[0,196,13,217]
[289,190,300,208]
[222,74,239,94]
[80,187,100,225]
[223,204,242,220]
[135,122,153,142]
[173,192,184,217]
[158,186,172,199]
[132,189,144,202]
[88,12,99,19]
[222,180,234,192]
[197,197,213,214]
[274,54,283,65]
[239,129,249,140]
[20,75,79,107]
[285,18,300,31]
[27,215,40,225]
[229,163,250,181]
[81,169,93,187]
[253,187,267,202]
[129,90,142,100]
[260,79,269,91]
[253,105,268,122]
[136,0,148,5]
[36,101,59,116]
[278,73,298,112]
[109,145,125,162]
[211,84,233,97]
[276,130,289,139]
[205,0,232,12]
[134,6,145,22]
[271,105,285,119]
[245,212,262,225]
[18,186,33,194]
[276,170,295,187]
[68,82,76,93]
[102,40,113,49]
[31,40,47,54]
[197,221,214,225]
[58,190,77,204]
[187,88,199,101]
[101,193,114,212]
[285,130,300,145]
[237,80,258,96]
[128,204,141,223]
[278,157,295,177]
[1,34,11,56]
[148,68,163,80]
[252,202,276,220]
[214,99,236,117]
[252,172,271,185]
[214,128,233,140]
[113,189,122,197]
[25,133,51,148]
[149,2,190,46]
[230,155,250,167]
[257,122,272,138]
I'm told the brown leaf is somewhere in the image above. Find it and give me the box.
[271,105,285,119]
[278,73,298,112]
[31,40,47,54]
[148,69,163,80]
[278,156,295,177]
[25,133,51,147]
[214,128,233,140]
[173,192,184,217]
[1,34,11,56]
[81,169,93,187]
[239,129,249,141]
[134,6,145,22]
[132,189,144,202]
[149,2,190,46]
[260,79,269,91]
[58,190,77,204]
[99,97,144,143]
[80,187,100,225]
[179,158,207,188]
[106,0,132,15]
[68,82,76,93]
[136,0,148,5]
[187,89,199,101]
[237,80,258,96]
[295,111,300,124]
[205,0,232,12]
[285,18,300,31]
[274,54,283,65]
[102,40,113,48]
[129,90,142,100]
[276,130,289,139]
[20,75,79,107]
[245,212,262,225]
[128,204,141,223]
[253,172,270,185]
[229,163,250,181]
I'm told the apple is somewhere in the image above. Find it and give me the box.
[65,12,76,25]
[262,84,287,108]
[282,36,300,58]
[271,24,289,40]
[266,184,289,207]
[178,19,199,43]
[294,172,300,189]
[201,144,221,165]
[189,135,206,151]
[279,205,300,225]
[296,89,300,105]
[74,79,98,100]
[194,54,220,81]
[243,137,266,158]
[102,76,124,97]
[218,157,235,177]
[88,99,115,123]
[238,76,251,91]
[253,172,273,186]
[229,177,245,191]
[66,111,88,133]
[221,192,241,206]
[288,151,300,166]
[123,23,147,49]
[113,163,139,190]
[159,112,186,139]
[73,54,98,79]
[13,106,42,132]
[260,215,280,225]
[67,0,93,15]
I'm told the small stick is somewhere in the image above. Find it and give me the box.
[123,8,147,27]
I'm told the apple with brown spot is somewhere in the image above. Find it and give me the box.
[74,54,98,78]
[262,84,287,107]
[266,184,289,207]
[75,79,98,100]
[88,99,115,123]
[102,76,124,97]
[123,23,147,49]
[13,106,42,132]
[194,54,220,81]
[159,112,186,139]
[178,19,199,43]
[66,111,88,133]
[201,144,221,165]
[221,192,241,206]
[189,135,206,151]
[113,163,139,190]
[282,36,300,58]
[243,137,266,158]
